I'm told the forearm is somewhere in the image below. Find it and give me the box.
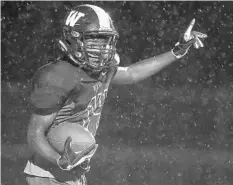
[128,51,177,83]
[27,115,60,165]
[28,131,60,165]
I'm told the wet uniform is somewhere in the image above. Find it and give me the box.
[24,57,118,185]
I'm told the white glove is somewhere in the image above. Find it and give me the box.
[171,18,208,59]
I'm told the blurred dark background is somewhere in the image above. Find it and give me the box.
[1,1,233,185]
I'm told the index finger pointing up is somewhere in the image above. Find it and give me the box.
[184,18,195,41]
[186,18,195,34]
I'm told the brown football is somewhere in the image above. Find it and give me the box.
[47,122,96,154]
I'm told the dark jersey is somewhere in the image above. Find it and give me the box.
[30,59,118,136]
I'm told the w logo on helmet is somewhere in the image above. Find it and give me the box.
[65,11,85,27]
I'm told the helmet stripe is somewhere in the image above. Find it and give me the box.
[65,10,85,27]
[83,4,111,29]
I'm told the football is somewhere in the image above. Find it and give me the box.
[47,122,96,154]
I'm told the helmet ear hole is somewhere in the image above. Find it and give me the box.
[75,52,82,58]
[71,31,80,38]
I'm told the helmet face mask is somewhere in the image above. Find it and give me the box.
[58,4,119,73]
[83,34,118,68]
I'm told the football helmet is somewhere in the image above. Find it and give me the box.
[58,4,119,72]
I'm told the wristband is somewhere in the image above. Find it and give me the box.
[171,41,193,59]
[57,156,72,171]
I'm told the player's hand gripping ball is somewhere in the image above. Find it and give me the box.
[171,18,208,58]
[47,123,98,171]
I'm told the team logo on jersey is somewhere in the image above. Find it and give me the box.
[65,11,85,27]
[93,82,102,92]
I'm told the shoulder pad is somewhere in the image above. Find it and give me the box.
[30,61,80,115]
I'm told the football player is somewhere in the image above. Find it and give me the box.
[24,4,207,185]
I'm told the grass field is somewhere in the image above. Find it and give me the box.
[2,144,233,185]
[2,81,233,185]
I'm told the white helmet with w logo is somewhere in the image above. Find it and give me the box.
[58,4,119,72]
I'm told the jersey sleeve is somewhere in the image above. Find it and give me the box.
[30,65,77,115]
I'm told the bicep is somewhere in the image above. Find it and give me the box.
[27,80,66,146]
[111,53,134,84]
[30,86,69,115]
[30,67,76,115]
[111,66,134,84]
